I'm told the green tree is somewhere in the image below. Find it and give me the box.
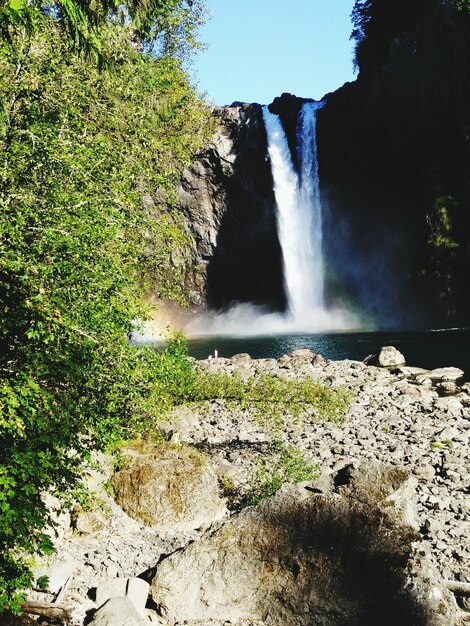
[0,6,210,613]
[0,0,205,60]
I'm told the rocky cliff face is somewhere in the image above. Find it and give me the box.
[179,104,286,311]
[317,0,470,326]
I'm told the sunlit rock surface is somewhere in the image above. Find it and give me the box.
[151,465,459,626]
[111,443,227,532]
[27,350,469,624]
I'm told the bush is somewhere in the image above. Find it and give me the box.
[0,10,211,613]
[190,371,352,425]
[247,441,320,505]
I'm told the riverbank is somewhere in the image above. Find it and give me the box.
[17,348,469,625]
[186,327,470,381]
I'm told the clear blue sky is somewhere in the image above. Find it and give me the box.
[192,0,357,106]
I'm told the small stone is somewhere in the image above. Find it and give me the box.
[289,349,318,361]
[428,367,464,383]
[416,375,433,387]
[106,564,120,579]
[96,578,127,608]
[231,353,252,363]
[72,508,107,535]
[434,397,463,412]
[96,577,149,615]
[422,517,442,535]
[126,578,150,615]
[436,381,458,396]
[414,464,436,481]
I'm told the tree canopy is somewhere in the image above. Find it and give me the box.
[350,0,470,73]
[0,0,206,60]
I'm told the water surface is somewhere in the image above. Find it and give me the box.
[187,328,470,379]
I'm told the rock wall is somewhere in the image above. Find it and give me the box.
[179,104,286,311]
[317,0,470,326]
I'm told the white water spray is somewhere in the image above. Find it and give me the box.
[263,102,325,321]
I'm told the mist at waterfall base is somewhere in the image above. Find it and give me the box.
[185,301,360,337]
[186,101,362,338]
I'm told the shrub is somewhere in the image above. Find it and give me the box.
[247,441,321,505]
[188,371,352,426]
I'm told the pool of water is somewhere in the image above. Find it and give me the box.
[187,328,470,379]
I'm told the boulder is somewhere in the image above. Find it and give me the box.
[111,443,226,532]
[427,367,464,383]
[364,346,406,367]
[34,554,78,594]
[288,349,318,361]
[89,597,146,626]
[151,463,459,626]
[95,577,149,616]
[72,506,107,535]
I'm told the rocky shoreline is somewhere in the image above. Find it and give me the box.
[16,347,470,625]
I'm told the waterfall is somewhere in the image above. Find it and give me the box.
[183,101,358,337]
[262,101,325,321]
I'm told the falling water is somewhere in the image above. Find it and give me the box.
[297,101,325,309]
[263,102,325,322]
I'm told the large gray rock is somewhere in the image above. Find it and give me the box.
[96,577,149,616]
[34,554,78,594]
[364,346,406,367]
[111,443,226,532]
[89,597,146,626]
[151,463,459,626]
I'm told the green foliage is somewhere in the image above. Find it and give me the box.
[350,0,469,73]
[126,334,197,434]
[192,371,352,426]
[0,0,206,63]
[449,0,470,11]
[247,441,320,505]
[426,196,459,250]
[431,438,453,449]
[132,0,207,58]
[0,8,210,613]
[117,336,352,499]
[350,0,427,73]
[350,0,372,68]
[128,345,352,437]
